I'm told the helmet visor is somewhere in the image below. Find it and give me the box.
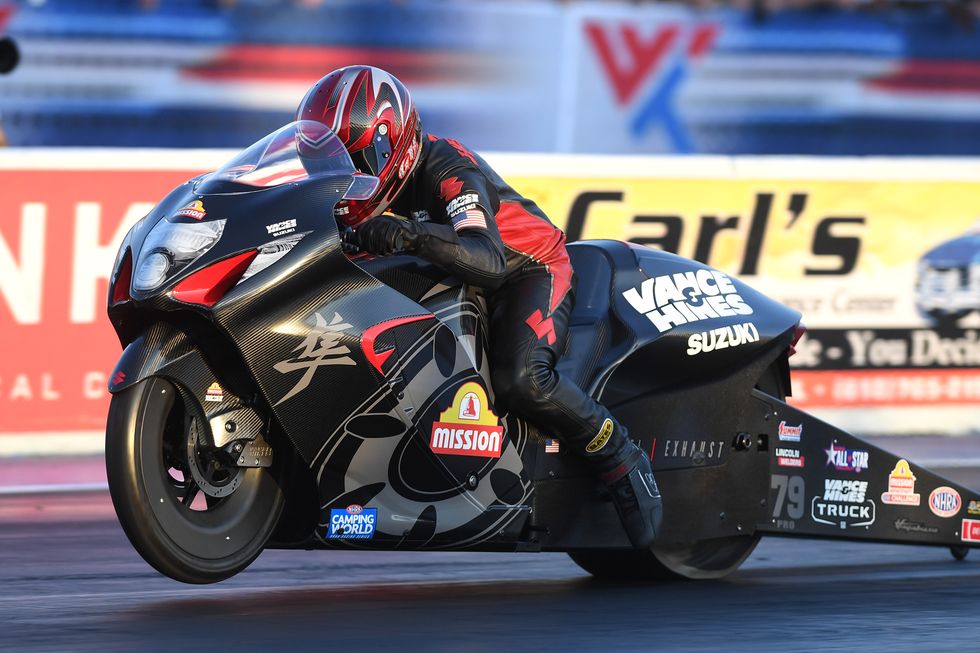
[198,121,356,194]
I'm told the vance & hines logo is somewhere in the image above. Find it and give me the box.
[812,479,876,530]
[622,269,753,333]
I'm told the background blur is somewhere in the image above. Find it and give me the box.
[2,0,980,153]
[0,0,978,473]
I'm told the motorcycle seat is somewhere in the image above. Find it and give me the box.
[558,241,629,394]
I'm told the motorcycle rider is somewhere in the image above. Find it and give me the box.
[297,65,662,548]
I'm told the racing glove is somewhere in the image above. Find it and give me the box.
[354,215,424,256]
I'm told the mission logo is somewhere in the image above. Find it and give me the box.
[430,382,504,458]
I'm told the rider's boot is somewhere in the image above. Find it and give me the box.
[589,420,663,550]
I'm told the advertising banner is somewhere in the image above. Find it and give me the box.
[0,155,219,436]
[0,151,976,442]
[502,162,979,427]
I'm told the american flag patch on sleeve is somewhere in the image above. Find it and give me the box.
[545,439,560,453]
[452,209,487,231]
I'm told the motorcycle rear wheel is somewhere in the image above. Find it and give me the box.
[568,363,783,581]
[106,377,286,584]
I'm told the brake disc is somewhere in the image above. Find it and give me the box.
[185,416,244,499]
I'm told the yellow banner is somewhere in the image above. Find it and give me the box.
[509,177,979,282]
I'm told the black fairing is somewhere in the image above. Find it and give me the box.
[557,241,801,403]
[107,161,802,553]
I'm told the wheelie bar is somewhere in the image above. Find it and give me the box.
[756,394,980,551]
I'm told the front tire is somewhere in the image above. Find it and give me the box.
[106,377,287,583]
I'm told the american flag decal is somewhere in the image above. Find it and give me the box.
[545,439,560,454]
[452,209,487,231]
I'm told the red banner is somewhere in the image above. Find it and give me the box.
[0,168,205,431]
[791,369,980,408]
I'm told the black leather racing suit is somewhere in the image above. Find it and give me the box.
[388,135,632,476]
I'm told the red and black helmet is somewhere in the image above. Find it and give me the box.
[296,65,423,227]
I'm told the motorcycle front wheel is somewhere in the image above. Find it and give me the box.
[106,377,286,584]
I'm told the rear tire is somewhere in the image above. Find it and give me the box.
[569,534,761,581]
[568,363,783,581]
[106,377,287,583]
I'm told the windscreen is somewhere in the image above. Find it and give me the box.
[198,120,355,194]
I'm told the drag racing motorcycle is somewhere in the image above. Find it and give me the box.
[105,121,980,584]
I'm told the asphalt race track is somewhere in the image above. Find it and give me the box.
[4,465,980,653]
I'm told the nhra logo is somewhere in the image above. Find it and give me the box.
[327,504,377,540]
[622,269,752,333]
[929,487,962,518]
[585,21,719,152]
[430,382,504,458]
[812,479,876,530]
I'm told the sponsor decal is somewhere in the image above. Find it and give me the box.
[776,447,804,468]
[661,438,725,465]
[174,199,206,220]
[430,382,504,458]
[686,322,759,356]
[111,371,126,387]
[825,440,869,473]
[928,486,962,518]
[894,518,939,535]
[398,135,420,179]
[811,479,876,529]
[411,210,429,223]
[881,459,921,506]
[585,418,614,453]
[778,421,803,442]
[622,270,753,333]
[327,504,377,540]
[265,219,297,237]
[204,382,224,403]
[273,311,356,406]
[446,193,480,218]
[545,438,560,454]
[968,500,980,516]
[961,518,980,542]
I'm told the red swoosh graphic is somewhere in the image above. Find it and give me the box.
[362,314,435,374]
